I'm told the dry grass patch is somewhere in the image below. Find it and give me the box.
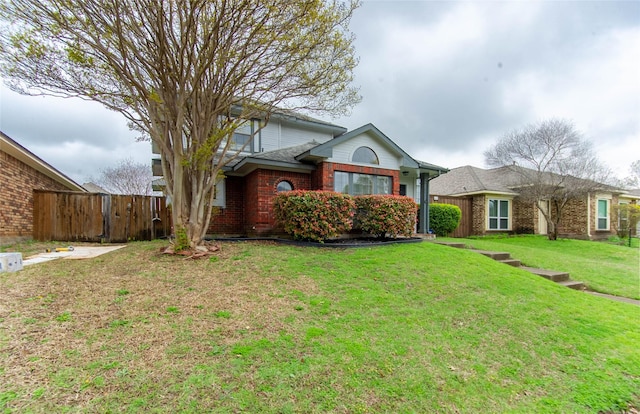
[0,241,318,411]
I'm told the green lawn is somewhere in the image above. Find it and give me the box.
[0,240,638,413]
[440,235,640,300]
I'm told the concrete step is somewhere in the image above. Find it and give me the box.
[499,259,521,267]
[473,250,512,261]
[432,241,467,249]
[558,280,586,291]
[436,244,588,293]
[520,266,570,282]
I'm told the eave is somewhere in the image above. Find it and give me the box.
[1,131,85,192]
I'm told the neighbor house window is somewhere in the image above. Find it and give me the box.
[276,180,293,192]
[334,171,391,195]
[597,199,609,230]
[352,147,379,165]
[488,198,510,230]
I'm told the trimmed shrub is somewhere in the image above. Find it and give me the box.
[273,191,355,242]
[429,203,461,236]
[355,195,418,238]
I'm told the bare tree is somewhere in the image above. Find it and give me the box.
[93,158,152,196]
[0,0,361,248]
[623,160,640,188]
[484,119,612,240]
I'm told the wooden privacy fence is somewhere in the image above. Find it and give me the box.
[430,196,473,238]
[33,190,171,242]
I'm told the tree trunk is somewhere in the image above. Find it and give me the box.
[547,221,558,240]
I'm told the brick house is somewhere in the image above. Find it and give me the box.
[429,165,637,239]
[153,115,448,237]
[0,131,85,244]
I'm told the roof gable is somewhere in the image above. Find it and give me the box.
[295,123,419,168]
[430,165,518,196]
[1,131,85,192]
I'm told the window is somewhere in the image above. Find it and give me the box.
[488,199,510,230]
[211,178,226,207]
[276,180,293,192]
[352,147,379,165]
[399,184,407,196]
[334,171,391,195]
[231,132,250,151]
[597,199,609,230]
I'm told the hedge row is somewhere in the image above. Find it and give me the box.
[273,191,418,242]
[355,195,417,238]
[272,191,355,242]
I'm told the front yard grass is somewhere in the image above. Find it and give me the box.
[0,240,638,412]
[444,235,640,300]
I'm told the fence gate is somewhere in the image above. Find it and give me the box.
[33,190,171,242]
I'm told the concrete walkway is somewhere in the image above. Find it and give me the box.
[585,291,640,307]
[23,245,127,266]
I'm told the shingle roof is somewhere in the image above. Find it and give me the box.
[430,164,623,196]
[250,141,320,164]
[429,165,519,196]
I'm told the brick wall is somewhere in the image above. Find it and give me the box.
[471,195,486,235]
[208,176,245,235]
[554,197,588,238]
[0,150,71,242]
[245,170,312,236]
[207,170,313,237]
[512,199,536,234]
[208,162,401,237]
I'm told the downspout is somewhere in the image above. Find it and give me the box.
[418,171,441,234]
[418,173,428,234]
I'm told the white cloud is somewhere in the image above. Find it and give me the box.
[1,1,638,183]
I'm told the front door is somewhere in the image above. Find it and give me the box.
[538,200,549,235]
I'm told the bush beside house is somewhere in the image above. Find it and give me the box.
[273,191,355,242]
[274,191,418,242]
[429,203,462,237]
[355,195,418,238]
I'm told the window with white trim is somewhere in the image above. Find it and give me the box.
[597,199,609,230]
[334,171,391,195]
[488,198,510,230]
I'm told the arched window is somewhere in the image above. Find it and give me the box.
[276,180,293,192]
[352,146,379,165]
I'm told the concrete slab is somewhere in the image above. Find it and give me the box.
[23,245,127,266]
[586,291,640,307]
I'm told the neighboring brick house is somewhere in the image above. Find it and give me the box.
[153,114,448,237]
[429,165,636,240]
[0,131,85,244]
[619,189,640,236]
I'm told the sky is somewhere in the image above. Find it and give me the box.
[1,0,639,185]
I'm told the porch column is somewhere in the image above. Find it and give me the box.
[418,172,430,234]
